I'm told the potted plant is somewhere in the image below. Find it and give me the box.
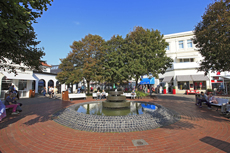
[206,89,213,95]
[163,86,166,94]
[172,86,176,94]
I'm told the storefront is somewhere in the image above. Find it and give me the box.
[176,74,209,93]
[0,71,36,98]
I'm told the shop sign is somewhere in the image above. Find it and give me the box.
[211,80,223,83]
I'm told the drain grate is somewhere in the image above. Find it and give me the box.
[132,139,149,146]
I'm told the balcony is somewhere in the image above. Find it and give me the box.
[167,62,200,71]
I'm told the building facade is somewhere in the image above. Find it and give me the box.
[157,31,230,94]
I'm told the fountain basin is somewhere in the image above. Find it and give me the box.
[52,101,179,133]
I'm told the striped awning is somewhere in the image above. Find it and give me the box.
[191,75,209,81]
[162,76,173,83]
[176,75,193,81]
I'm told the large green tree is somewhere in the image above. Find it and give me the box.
[0,0,53,73]
[125,26,173,89]
[193,0,230,74]
[57,34,106,94]
[103,35,129,86]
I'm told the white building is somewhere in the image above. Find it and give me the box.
[157,31,230,94]
[0,62,66,99]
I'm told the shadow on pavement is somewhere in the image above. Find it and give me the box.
[150,95,230,130]
[0,95,75,129]
[156,94,195,102]
[200,136,230,152]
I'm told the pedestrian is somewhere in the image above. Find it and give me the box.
[150,86,153,95]
[48,86,54,98]
[53,86,58,99]
[41,87,46,96]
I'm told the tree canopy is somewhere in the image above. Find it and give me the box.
[0,0,53,73]
[193,0,230,74]
[103,35,129,85]
[125,26,173,88]
[57,34,106,93]
[58,27,173,90]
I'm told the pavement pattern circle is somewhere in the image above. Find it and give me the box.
[0,94,230,153]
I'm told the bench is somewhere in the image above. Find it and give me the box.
[92,93,108,99]
[122,93,136,99]
[68,93,86,100]
[187,90,199,95]
[211,98,229,112]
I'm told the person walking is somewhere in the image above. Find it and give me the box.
[150,86,153,95]
[49,86,54,99]
[53,86,58,99]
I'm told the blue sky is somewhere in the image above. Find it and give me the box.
[33,0,213,65]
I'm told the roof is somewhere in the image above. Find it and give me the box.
[41,62,52,67]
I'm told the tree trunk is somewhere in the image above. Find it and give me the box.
[87,80,90,94]
[135,75,139,91]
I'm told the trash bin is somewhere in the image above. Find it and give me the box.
[29,90,33,98]
[32,90,35,97]
[62,91,69,101]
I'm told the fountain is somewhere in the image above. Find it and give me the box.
[52,89,179,133]
[102,90,130,108]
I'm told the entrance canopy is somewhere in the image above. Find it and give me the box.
[177,75,193,81]
[191,75,209,81]
[139,78,155,85]
[162,76,173,83]
[2,72,36,80]
[176,75,209,81]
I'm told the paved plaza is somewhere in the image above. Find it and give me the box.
[0,94,230,153]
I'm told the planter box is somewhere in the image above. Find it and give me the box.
[173,89,176,94]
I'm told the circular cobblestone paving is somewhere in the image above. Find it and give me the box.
[52,101,179,132]
[0,95,230,153]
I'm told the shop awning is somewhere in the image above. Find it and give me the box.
[139,77,155,85]
[162,76,173,83]
[176,75,193,81]
[191,75,209,81]
[2,72,36,80]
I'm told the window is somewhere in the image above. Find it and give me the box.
[179,41,184,49]
[194,81,206,90]
[187,40,193,48]
[179,58,194,63]
[184,59,189,62]
[18,80,27,90]
[178,81,189,90]
[1,77,12,90]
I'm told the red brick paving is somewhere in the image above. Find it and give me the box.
[0,95,230,153]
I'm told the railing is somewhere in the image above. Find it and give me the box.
[167,62,200,70]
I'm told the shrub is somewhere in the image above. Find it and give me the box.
[207,89,213,92]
